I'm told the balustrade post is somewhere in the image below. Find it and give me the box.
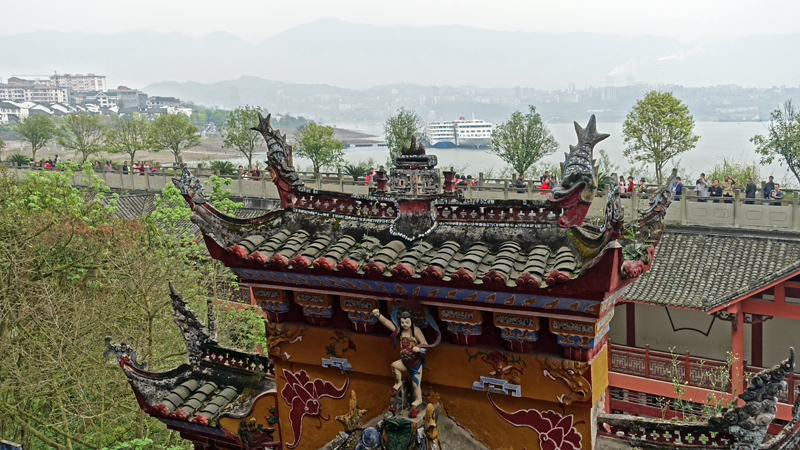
[338,167,344,191]
[789,373,796,405]
[684,351,691,385]
[645,344,650,379]
[503,180,509,199]
[734,188,742,228]
[467,180,473,199]
[478,172,484,189]
[315,172,322,190]
[681,190,687,224]
[792,196,799,231]
[527,179,533,199]
[238,170,244,196]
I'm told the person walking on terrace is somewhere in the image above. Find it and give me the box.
[721,174,736,204]
[764,175,775,200]
[745,176,757,204]
[515,173,527,193]
[709,179,723,203]
[695,173,709,202]
[770,183,785,206]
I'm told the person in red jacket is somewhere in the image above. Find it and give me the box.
[540,176,550,190]
[627,176,635,193]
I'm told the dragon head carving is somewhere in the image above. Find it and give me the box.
[539,356,592,405]
[553,114,609,203]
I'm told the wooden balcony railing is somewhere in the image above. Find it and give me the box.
[609,343,800,405]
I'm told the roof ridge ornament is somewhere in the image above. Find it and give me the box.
[169,281,217,369]
[553,114,609,203]
[252,112,304,203]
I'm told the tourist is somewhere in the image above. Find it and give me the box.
[771,183,785,206]
[671,176,684,200]
[627,176,635,193]
[54,154,60,164]
[44,160,52,170]
[541,171,550,184]
[364,167,375,187]
[721,174,736,204]
[515,173,526,193]
[638,178,648,198]
[250,165,260,180]
[46,158,54,169]
[709,179,723,203]
[745,176,756,204]
[618,176,626,193]
[540,176,550,190]
[695,173,709,202]
[105,161,113,173]
[149,162,157,175]
[122,161,129,174]
[763,175,775,199]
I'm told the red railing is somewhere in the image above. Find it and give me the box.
[609,343,800,405]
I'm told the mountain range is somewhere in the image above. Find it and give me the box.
[2,18,799,90]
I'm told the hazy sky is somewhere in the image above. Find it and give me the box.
[3,0,798,42]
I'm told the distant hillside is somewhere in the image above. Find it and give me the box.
[3,19,800,90]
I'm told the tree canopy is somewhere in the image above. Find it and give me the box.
[16,114,57,160]
[56,113,107,163]
[622,90,700,187]
[220,105,264,169]
[751,99,800,185]
[146,113,201,164]
[292,122,344,173]
[489,105,558,177]
[104,116,151,164]
[383,107,424,158]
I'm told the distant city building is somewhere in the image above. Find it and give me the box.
[7,76,51,85]
[0,83,69,104]
[108,86,147,108]
[0,101,29,124]
[146,96,181,108]
[83,91,117,108]
[51,73,106,92]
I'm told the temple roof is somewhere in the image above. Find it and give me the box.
[624,232,800,311]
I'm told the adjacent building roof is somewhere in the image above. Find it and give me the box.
[624,231,800,310]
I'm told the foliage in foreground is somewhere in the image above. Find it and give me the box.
[0,166,262,449]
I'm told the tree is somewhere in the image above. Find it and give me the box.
[293,122,344,173]
[104,116,151,164]
[596,148,621,189]
[751,100,800,185]
[146,113,201,164]
[489,105,558,177]
[0,135,5,161]
[383,107,424,157]
[220,105,263,169]
[16,114,57,160]
[622,91,700,187]
[56,113,107,163]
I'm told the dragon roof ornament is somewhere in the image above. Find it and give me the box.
[169,281,218,369]
[553,114,609,203]
[251,112,304,190]
[172,165,207,201]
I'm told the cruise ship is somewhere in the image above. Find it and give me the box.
[424,115,494,148]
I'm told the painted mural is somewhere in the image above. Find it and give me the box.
[280,368,350,448]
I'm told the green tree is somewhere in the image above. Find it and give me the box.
[622,91,700,187]
[0,134,6,161]
[383,107,424,157]
[751,99,800,185]
[16,114,57,160]
[596,148,621,190]
[489,105,558,177]
[56,113,107,163]
[147,113,201,164]
[104,116,151,164]
[293,122,344,173]
[220,105,263,169]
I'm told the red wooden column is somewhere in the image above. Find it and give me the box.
[729,302,745,401]
[626,302,636,347]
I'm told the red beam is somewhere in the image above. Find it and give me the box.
[741,299,800,320]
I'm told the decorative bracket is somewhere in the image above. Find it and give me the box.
[471,376,521,397]
[322,357,354,371]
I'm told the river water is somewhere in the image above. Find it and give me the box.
[228,121,795,186]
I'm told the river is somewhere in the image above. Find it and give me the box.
[227,121,796,186]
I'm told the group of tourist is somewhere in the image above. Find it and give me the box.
[515,171,559,193]
[121,161,158,175]
[237,165,262,180]
[32,154,62,169]
[614,173,786,205]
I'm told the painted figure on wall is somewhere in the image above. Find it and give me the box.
[372,308,433,418]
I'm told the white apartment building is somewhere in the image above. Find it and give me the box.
[0,84,69,104]
[0,101,29,124]
[51,73,106,92]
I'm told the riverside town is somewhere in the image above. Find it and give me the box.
[3,3,800,450]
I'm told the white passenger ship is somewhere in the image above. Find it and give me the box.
[424,115,494,148]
